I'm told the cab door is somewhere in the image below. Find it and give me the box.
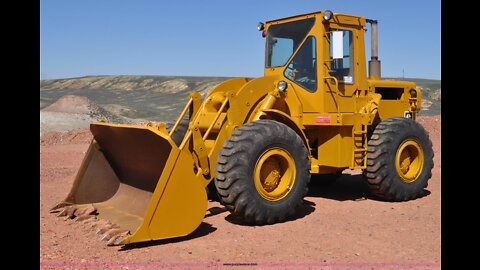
[323,25,358,113]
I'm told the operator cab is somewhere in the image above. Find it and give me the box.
[261,10,369,113]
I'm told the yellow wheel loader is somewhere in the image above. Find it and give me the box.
[50,10,434,245]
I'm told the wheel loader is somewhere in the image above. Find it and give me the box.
[50,10,434,245]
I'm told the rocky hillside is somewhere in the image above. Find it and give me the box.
[40,95,137,134]
[40,75,231,93]
[40,76,440,122]
[40,76,233,121]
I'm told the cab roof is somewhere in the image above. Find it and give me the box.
[265,10,366,27]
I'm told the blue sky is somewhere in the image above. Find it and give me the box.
[40,0,440,80]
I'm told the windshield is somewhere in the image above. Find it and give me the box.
[265,18,315,68]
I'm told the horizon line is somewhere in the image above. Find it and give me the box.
[40,74,441,81]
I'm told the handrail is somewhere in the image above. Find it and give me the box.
[323,76,340,113]
[323,75,339,91]
[169,97,192,137]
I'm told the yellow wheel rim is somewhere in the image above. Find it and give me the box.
[395,139,424,183]
[254,148,296,201]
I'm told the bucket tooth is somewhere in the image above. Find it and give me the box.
[95,223,118,235]
[64,207,79,220]
[74,215,96,222]
[56,204,96,220]
[55,207,68,217]
[107,231,130,246]
[96,225,112,235]
[57,206,76,218]
[100,228,129,242]
[50,202,73,213]
[75,204,97,216]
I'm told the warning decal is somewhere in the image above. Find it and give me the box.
[315,116,331,124]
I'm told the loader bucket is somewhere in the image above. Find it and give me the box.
[50,122,208,245]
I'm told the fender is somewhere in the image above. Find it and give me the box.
[261,109,311,155]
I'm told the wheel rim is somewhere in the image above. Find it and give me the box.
[395,139,424,183]
[254,148,296,201]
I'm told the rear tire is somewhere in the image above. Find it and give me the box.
[364,117,434,201]
[215,120,310,225]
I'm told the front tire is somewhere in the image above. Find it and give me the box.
[364,117,434,201]
[215,120,310,225]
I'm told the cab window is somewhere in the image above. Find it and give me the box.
[329,29,354,84]
[284,36,317,92]
[265,18,315,68]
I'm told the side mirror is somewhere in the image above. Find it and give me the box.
[332,31,344,59]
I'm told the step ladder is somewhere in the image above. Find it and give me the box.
[351,119,367,169]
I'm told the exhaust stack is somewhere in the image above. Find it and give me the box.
[367,19,381,80]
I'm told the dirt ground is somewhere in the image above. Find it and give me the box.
[40,115,441,269]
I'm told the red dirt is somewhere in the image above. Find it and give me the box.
[40,115,441,269]
[40,128,93,146]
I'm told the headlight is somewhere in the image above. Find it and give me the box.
[409,89,417,98]
[257,22,264,31]
[323,10,333,21]
[278,81,288,92]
